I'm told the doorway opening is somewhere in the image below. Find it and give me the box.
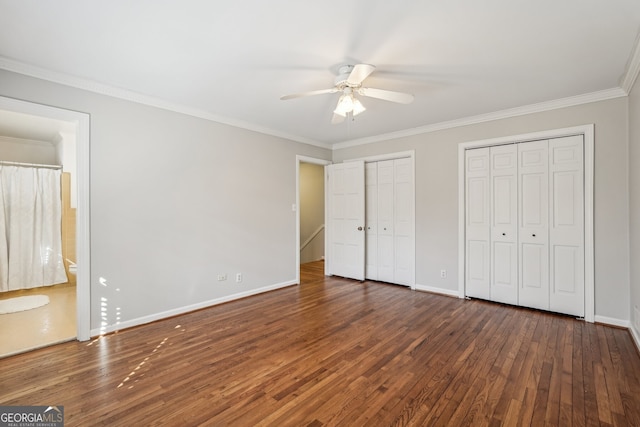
[0,96,90,357]
[296,156,331,284]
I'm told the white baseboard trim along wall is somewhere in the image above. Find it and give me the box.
[90,280,298,337]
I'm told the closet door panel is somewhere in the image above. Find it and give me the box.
[394,158,413,285]
[465,148,491,299]
[377,160,394,283]
[518,140,549,310]
[490,145,518,305]
[549,136,584,316]
[365,163,378,280]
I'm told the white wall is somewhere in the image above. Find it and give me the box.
[629,77,640,340]
[0,69,331,333]
[0,135,57,164]
[299,162,325,263]
[1,66,634,330]
[334,97,631,322]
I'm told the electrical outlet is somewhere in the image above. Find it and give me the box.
[440,270,447,279]
[236,273,242,283]
[217,274,227,281]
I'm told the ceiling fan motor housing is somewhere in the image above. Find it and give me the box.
[335,65,356,88]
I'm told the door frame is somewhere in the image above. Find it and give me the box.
[295,155,331,284]
[0,95,91,340]
[457,124,595,322]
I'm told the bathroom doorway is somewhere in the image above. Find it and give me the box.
[0,97,90,357]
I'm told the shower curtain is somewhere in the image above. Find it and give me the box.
[0,165,68,292]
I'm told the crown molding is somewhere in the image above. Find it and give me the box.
[0,56,630,152]
[0,56,331,150]
[621,30,640,94]
[331,87,627,150]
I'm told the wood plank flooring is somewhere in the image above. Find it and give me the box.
[2,260,640,426]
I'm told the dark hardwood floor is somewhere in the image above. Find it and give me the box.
[2,261,640,426]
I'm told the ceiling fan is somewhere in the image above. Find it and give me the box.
[280,64,414,124]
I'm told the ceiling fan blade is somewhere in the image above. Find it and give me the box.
[280,88,338,100]
[331,113,345,124]
[359,87,414,104]
[347,64,376,86]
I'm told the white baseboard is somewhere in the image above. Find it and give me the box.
[414,284,461,298]
[631,325,640,353]
[90,280,298,337]
[594,315,630,328]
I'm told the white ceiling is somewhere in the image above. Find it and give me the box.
[1,0,639,147]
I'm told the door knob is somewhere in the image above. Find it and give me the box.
[357,226,363,231]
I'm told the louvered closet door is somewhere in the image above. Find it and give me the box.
[490,145,518,305]
[518,140,550,310]
[549,135,584,317]
[465,148,491,299]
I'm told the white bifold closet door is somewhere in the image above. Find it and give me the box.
[364,158,414,286]
[490,144,518,305]
[465,135,585,317]
[548,136,584,316]
[465,147,491,300]
[518,140,550,311]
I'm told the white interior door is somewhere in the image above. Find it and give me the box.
[518,140,550,310]
[465,148,491,299]
[490,145,518,305]
[549,135,584,316]
[326,161,365,280]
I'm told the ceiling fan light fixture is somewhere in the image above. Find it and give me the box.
[334,93,365,117]
[333,94,352,116]
[352,98,366,116]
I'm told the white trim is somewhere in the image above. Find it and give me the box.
[415,284,461,298]
[0,95,91,341]
[621,31,640,94]
[295,156,331,284]
[0,56,330,150]
[91,280,297,337]
[1,57,627,153]
[594,315,630,328]
[457,124,595,322]
[345,150,416,163]
[630,326,640,354]
[333,88,624,150]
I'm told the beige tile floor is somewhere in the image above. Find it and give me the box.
[0,282,76,358]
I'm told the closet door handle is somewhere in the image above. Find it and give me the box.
[502,233,506,236]
[532,234,536,237]
[357,226,363,231]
